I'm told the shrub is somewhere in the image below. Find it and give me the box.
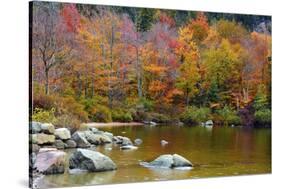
[111,109,133,122]
[33,92,56,110]
[89,105,112,122]
[149,112,170,123]
[137,98,154,111]
[216,105,241,126]
[254,109,271,126]
[180,106,211,124]
[55,96,89,122]
[32,108,57,123]
[53,114,81,133]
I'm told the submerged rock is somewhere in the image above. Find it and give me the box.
[134,138,143,145]
[32,133,55,145]
[34,149,66,174]
[69,149,117,172]
[120,145,138,150]
[141,154,192,169]
[54,128,71,140]
[71,132,90,148]
[160,140,169,146]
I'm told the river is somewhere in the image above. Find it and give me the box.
[39,125,271,188]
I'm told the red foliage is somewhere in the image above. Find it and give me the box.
[159,13,175,27]
[61,4,81,33]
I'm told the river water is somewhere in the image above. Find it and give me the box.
[40,125,271,188]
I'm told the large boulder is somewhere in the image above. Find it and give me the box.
[41,123,55,134]
[54,128,71,140]
[32,133,55,145]
[173,154,193,167]
[143,154,193,169]
[34,149,66,174]
[65,139,77,148]
[30,122,42,134]
[69,149,117,172]
[71,132,90,148]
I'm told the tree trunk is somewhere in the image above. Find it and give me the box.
[44,67,49,95]
[136,48,142,98]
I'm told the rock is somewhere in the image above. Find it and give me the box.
[143,154,192,169]
[30,122,42,134]
[177,121,184,126]
[31,144,40,153]
[54,128,71,140]
[103,132,114,141]
[32,133,55,145]
[144,121,157,126]
[89,127,99,133]
[40,123,55,134]
[173,154,193,167]
[160,140,169,146]
[83,131,111,145]
[149,154,174,168]
[71,132,91,148]
[34,149,66,174]
[205,120,214,126]
[113,136,133,146]
[120,145,138,150]
[113,136,122,144]
[121,136,133,146]
[69,149,117,172]
[54,140,66,149]
[30,152,36,168]
[134,138,143,145]
[39,147,57,153]
[65,139,77,148]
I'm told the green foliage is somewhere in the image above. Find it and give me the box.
[32,108,57,123]
[253,84,268,110]
[89,105,112,122]
[137,98,154,111]
[136,8,156,32]
[216,105,241,126]
[56,96,89,122]
[149,112,170,123]
[180,106,211,124]
[253,84,271,126]
[254,109,271,126]
[111,109,133,122]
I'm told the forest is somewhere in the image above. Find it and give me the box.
[31,2,272,131]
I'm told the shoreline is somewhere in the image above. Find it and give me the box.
[84,122,144,128]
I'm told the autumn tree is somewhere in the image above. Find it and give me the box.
[32,2,77,95]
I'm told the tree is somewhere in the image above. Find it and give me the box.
[32,2,77,95]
